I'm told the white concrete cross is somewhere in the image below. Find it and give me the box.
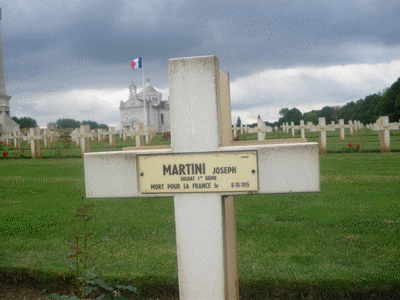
[77,125,92,155]
[4,132,11,145]
[91,129,97,142]
[255,117,266,140]
[13,130,23,149]
[231,126,239,137]
[42,129,51,149]
[131,123,145,147]
[70,128,80,147]
[329,121,336,132]
[28,127,42,159]
[317,117,328,153]
[50,130,60,145]
[122,124,154,148]
[338,119,348,142]
[144,125,157,145]
[373,116,393,152]
[307,121,317,133]
[97,129,104,142]
[107,126,116,147]
[348,120,354,136]
[122,129,129,142]
[84,55,319,300]
[102,129,108,141]
[290,121,295,137]
[1,133,8,145]
[281,122,286,133]
[297,120,307,139]
[254,118,273,141]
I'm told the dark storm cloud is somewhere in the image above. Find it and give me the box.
[3,0,400,85]
[2,0,400,126]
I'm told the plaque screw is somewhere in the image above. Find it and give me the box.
[140,172,144,176]
[252,170,256,174]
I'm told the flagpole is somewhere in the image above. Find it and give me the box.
[142,57,146,127]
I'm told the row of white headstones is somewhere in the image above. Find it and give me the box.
[84,55,320,300]
[69,124,159,154]
[0,128,61,158]
[248,116,399,152]
[0,124,160,158]
[1,114,397,158]
[233,120,365,136]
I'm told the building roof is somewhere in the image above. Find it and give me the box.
[137,76,161,97]
[155,101,169,109]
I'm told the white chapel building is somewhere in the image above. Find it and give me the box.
[119,76,170,132]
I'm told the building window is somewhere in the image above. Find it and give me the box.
[161,113,164,124]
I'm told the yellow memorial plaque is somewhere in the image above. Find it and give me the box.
[138,151,258,194]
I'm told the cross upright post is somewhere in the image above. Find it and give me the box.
[122,129,128,142]
[78,124,92,155]
[374,116,391,152]
[169,56,231,299]
[28,127,42,159]
[349,120,354,136]
[317,117,328,153]
[42,129,50,149]
[299,120,306,139]
[329,121,336,132]
[338,119,346,142]
[291,121,295,137]
[91,129,97,142]
[133,123,145,147]
[97,129,103,142]
[256,117,266,141]
[108,126,116,147]
[13,130,22,149]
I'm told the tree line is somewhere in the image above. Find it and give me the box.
[266,77,400,127]
[11,117,109,130]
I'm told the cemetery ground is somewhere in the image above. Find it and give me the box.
[0,131,400,299]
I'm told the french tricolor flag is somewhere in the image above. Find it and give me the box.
[130,57,142,70]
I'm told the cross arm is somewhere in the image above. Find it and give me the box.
[84,142,319,198]
[220,142,319,194]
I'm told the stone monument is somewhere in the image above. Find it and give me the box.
[0,8,19,134]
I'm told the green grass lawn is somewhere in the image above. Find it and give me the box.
[1,132,400,298]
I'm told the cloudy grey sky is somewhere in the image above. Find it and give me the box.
[2,0,400,128]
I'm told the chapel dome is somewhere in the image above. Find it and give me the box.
[137,75,161,96]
